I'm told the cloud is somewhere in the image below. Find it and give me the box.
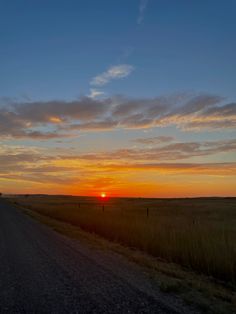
[91,64,134,86]
[133,136,175,145]
[0,97,111,139]
[15,97,110,122]
[88,89,105,99]
[0,145,81,185]
[99,162,236,176]
[182,102,236,130]
[1,141,236,191]
[137,0,149,24]
[58,139,236,163]
[0,93,235,140]
[64,119,118,131]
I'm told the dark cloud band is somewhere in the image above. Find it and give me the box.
[0,93,235,139]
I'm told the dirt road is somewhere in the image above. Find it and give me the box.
[0,199,197,313]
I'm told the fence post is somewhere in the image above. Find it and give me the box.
[147,207,149,218]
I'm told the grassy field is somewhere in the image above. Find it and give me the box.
[9,195,236,284]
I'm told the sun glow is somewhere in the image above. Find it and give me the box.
[101,192,106,198]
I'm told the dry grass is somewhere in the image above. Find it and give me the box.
[9,195,236,284]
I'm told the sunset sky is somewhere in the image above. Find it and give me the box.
[1,0,236,197]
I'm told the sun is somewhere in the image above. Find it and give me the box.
[101,192,106,198]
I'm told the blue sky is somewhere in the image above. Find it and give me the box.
[0,0,236,196]
[1,0,236,100]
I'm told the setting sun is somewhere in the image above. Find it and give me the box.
[101,193,106,198]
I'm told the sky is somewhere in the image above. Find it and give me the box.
[0,0,236,197]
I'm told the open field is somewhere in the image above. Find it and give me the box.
[9,195,236,284]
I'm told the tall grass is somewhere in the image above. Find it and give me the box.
[13,195,236,283]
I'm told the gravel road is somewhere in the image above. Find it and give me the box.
[0,199,198,313]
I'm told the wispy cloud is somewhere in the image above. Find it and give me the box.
[137,0,149,24]
[91,64,134,86]
[66,139,236,162]
[133,136,175,145]
[96,162,236,176]
[1,141,236,192]
[88,88,105,99]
